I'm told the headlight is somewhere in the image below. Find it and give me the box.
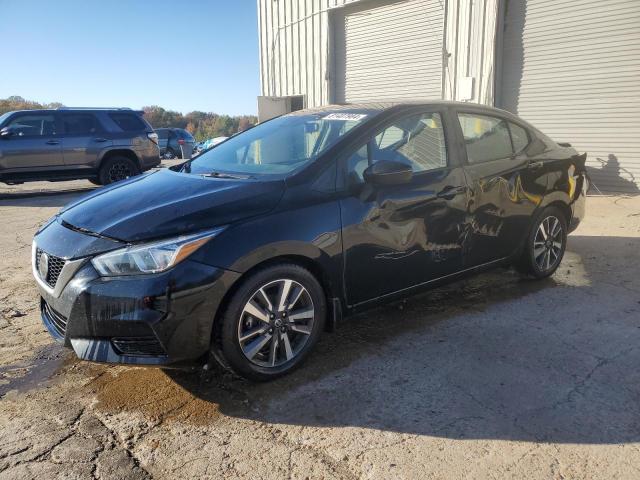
[91,227,225,276]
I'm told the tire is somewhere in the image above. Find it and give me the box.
[98,156,140,185]
[515,206,568,278]
[164,148,177,160]
[217,264,326,381]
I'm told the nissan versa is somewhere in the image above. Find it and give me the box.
[32,102,587,381]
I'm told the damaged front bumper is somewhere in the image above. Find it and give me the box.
[33,219,240,366]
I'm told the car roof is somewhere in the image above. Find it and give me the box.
[286,101,536,133]
[292,100,522,120]
[4,108,140,115]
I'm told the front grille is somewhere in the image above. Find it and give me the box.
[111,337,166,357]
[36,248,67,288]
[42,300,68,338]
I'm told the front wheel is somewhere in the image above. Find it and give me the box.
[217,264,326,381]
[516,206,568,278]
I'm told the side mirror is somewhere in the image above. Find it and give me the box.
[363,160,413,186]
[0,127,13,139]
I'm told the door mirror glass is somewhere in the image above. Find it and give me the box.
[363,160,413,186]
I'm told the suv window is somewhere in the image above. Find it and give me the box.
[178,129,194,141]
[62,114,101,135]
[347,112,447,182]
[458,113,512,164]
[156,129,169,140]
[109,113,146,132]
[6,113,57,137]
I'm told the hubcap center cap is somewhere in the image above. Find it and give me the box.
[274,318,283,328]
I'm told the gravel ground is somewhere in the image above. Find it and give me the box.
[0,179,639,479]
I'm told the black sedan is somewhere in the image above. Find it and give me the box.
[32,102,587,380]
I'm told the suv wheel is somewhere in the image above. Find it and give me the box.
[516,206,568,278]
[163,148,177,160]
[217,264,326,381]
[98,156,140,185]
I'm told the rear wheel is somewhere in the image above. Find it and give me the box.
[98,156,140,185]
[516,206,568,278]
[163,148,177,160]
[217,264,326,381]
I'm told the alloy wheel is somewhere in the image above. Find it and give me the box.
[533,215,563,272]
[237,279,315,368]
[108,161,132,182]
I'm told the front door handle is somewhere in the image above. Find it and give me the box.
[528,161,544,169]
[93,137,107,143]
[437,185,467,200]
[46,140,60,145]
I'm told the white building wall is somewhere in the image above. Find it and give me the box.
[444,0,500,105]
[497,0,640,193]
[258,0,500,112]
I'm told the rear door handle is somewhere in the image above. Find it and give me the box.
[93,137,107,143]
[46,140,60,145]
[437,185,467,200]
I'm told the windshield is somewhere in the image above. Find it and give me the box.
[0,112,12,126]
[185,111,368,176]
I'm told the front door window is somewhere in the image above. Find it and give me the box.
[6,114,57,137]
[346,112,448,183]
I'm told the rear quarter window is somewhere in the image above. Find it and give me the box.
[509,122,530,153]
[178,130,194,140]
[109,113,147,132]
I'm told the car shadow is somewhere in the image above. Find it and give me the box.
[161,235,640,445]
[0,190,91,207]
[588,154,640,196]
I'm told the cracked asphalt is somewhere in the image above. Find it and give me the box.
[1,179,639,479]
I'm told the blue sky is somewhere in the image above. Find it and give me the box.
[0,0,260,115]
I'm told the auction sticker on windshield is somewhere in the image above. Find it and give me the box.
[323,113,368,121]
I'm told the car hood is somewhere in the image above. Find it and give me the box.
[60,169,285,242]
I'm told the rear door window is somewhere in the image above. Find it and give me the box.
[62,114,101,135]
[109,113,146,132]
[457,113,512,164]
[156,129,169,140]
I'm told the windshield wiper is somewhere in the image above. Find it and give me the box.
[200,171,252,180]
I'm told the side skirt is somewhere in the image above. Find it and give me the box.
[345,257,510,316]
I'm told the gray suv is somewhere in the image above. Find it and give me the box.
[0,108,160,185]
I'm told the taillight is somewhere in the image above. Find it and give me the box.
[147,132,159,145]
[178,139,185,145]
